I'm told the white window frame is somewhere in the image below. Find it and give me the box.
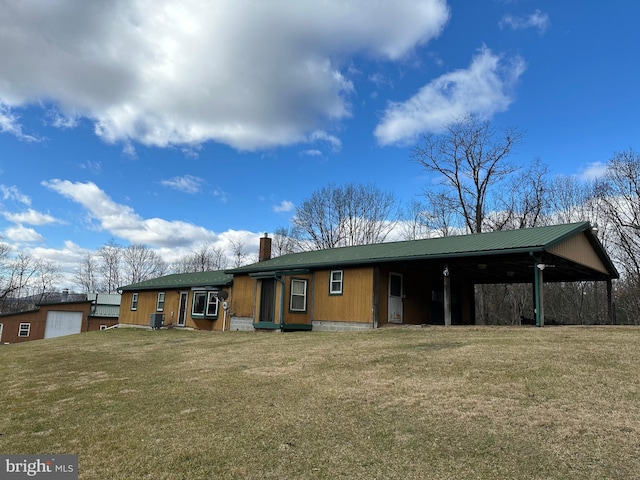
[330,270,343,295]
[290,278,308,312]
[192,291,219,318]
[156,292,165,312]
[206,292,219,317]
[131,292,139,311]
[18,323,31,337]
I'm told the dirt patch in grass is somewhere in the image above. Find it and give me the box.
[1,326,639,479]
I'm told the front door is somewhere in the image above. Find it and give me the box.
[388,273,403,324]
[178,292,188,327]
[259,278,276,323]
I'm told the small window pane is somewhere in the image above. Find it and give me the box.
[192,292,206,315]
[206,292,219,317]
[330,270,343,294]
[131,293,139,311]
[290,279,307,312]
[18,323,30,337]
[157,292,165,312]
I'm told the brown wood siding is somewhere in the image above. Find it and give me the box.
[87,319,119,331]
[120,288,230,331]
[230,275,255,318]
[282,273,313,326]
[312,267,374,323]
[550,232,608,274]
[0,302,92,343]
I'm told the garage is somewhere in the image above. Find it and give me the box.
[44,311,83,339]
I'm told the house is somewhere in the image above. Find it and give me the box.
[227,222,618,331]
[0,292,122,344]
[117,222,619,332]
[118,271,233,331]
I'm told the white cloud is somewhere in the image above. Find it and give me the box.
[0,185,31,206]
[0,106,40,142]
[161,175,204,194]
[309,130,343,152]
[500,10,550,35]
[4,208,61,225]
[42,179,218,248]
[0,0,449,150]
[301,149,323,157]
[374,46,526,145]
[4,224,44,243]
[273,200,295,213]
[212,189,228,204]
[579,162,607,181]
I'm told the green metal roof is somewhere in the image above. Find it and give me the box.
[228,222,618,277]
[118,270,233,291]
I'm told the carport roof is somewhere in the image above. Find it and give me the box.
[228,222,619,281]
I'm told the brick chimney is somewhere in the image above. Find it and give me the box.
[259,233,272,262]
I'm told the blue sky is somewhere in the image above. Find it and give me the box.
[0,0,638,286]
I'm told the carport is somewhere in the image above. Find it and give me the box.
[412,222,619,326]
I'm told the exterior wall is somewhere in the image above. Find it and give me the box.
[312,267,374,324]
[550,232,608,274]
[0,302,93,343]
[87,317,119,331]
[229,275,255,318]
[120,287,231,331]
[282,272,313,327]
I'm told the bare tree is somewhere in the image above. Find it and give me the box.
[398,200,431,240]
[229,238,250,268]
[0,247,61,313]
[74,252,100,293]
[597,148,640,277]
[97,240,122,293]
[419,192,460,238]
[31,259,61,304]
[122,244,168,284]
[172,243,228,273]
[271,227,298,257]
[488,158,550,230]
[411,115,523,233]
[292,182,398,250]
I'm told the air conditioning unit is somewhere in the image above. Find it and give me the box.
[149,313,164,330]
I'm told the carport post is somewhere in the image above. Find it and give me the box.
[534,263,545,327]
[443,264,451,327]
[607,279,613,324]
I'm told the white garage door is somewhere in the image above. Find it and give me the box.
[44,311,83,339]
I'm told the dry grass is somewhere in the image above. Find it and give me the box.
[1,326,639,479]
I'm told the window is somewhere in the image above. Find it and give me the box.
[192,291,219,318]
[99,325,107,331]
[18,323,30,337]
[156,292,165,312]
[290,278,308,312]
[330,270,343,295]
[131,292,139,311]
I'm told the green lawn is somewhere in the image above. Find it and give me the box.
[1,326,639,479]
